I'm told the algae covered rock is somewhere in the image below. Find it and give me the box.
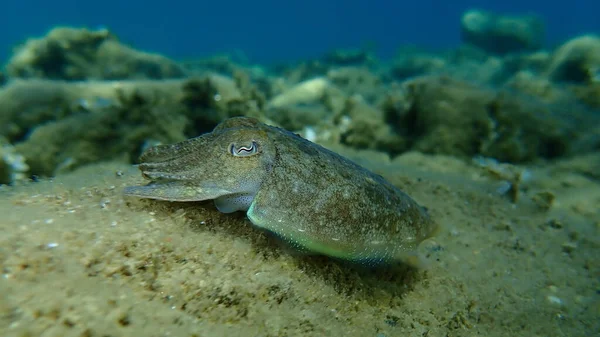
[546,35,600,83]
[181,74,264,134]
[0,136,29,184]
[13,87,189,177]
[384,76,494,158]
[327,67,384,103]
[390,47,447,80]
[6,27,186,80]
[264,77,331,130]
[481,91,575,162]
[384,76,588,163]
[0,79,187,143]
[460,9,545,54]
[0,73,263,178]
[0,79,75,141]
[1,19,598,182]
[266,77,329,109]
[334,95,405,155]
[569,83,600,108]
[504,71,577,105]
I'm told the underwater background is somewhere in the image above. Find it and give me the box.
[2,0,600,63]
[1,1,599,337]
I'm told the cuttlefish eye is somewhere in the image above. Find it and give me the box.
[229,141,259,157]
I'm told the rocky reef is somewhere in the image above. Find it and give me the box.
[6,27,186,80]
[0,12,599,184]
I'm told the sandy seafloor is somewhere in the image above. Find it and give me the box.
[0,147,598,337]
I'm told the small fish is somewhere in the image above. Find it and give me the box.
[124,117,438,266]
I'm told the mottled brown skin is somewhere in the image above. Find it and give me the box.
[124,117,437,265]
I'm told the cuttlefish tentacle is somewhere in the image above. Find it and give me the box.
[124,117,437,266]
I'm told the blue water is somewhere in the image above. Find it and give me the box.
[2,0,599,64]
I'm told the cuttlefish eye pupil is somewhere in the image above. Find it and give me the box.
[230,141,259,157]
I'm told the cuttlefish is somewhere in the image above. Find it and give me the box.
[124,117,438,266]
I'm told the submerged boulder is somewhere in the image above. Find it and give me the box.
[460,9,545,55]
[546,35,600,83]
[384,76,594,163]
[6,27,186,81]
[0,136,28,184]
[0,73,262,178]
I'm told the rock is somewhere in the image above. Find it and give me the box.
[0,136,29,184]
[503,71,600,110]
[460,10,545,54]
[264,77,332,130]
[181,74,260,134]
[181,54,243,76]
[500,51,551,81]
[12,84,189,177]
[569,83,600,108]
[273,60,329,84]
[334,95,405,154]
[266,77,329,109]
[327,67,383,103]
[384,76,494,158]
[546,35,600,83]
[384,76,591,162]
[504,71,573,104]
[0,74,261,177]
[266,104,329,132]
[0,79,181,142]
[6,27,186,80]
[390,47,446,80]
